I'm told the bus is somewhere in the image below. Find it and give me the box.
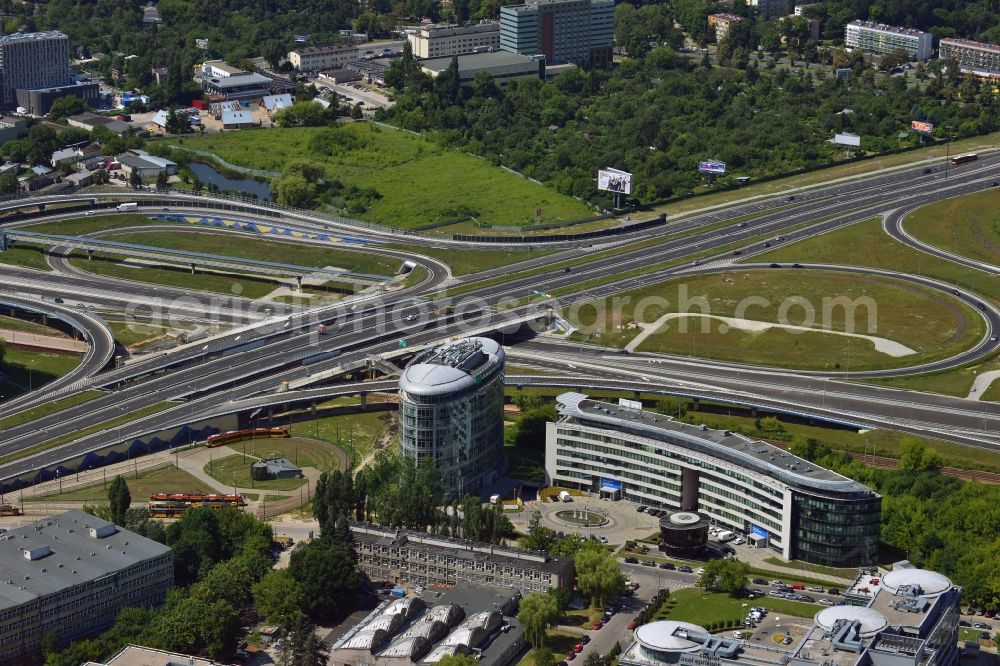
[950,153,978,166]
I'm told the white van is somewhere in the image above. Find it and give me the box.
[717,530,736,542]
[559,491,572,502]
[489,494,500,505]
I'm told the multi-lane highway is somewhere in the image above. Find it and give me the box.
[1,152,998,490]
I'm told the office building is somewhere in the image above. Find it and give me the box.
[939,38,1000,77]
[545,393,881,567]
[709,14,745,42]
[199,60,245,78]
[499,0,614,67]
[0,510,173,662]
[420,52,545,87]
[618,564,961,666]
[398,337,505,497]
[0,31,76,110]
[288,44,360,72]
[15,80,99,116]
[351,523,574,594]
[845,20,933,60]
[407,22,501,59]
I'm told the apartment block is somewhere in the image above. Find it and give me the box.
[709,14,745,42]
[0,511,173,662]
[845,20,933,60]
[939,38,1000,76]
[407,22,501,59]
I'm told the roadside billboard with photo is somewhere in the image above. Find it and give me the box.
[598,168,633,194]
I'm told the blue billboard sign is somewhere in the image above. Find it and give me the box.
[601,478,622,491]
[750,524,768,538]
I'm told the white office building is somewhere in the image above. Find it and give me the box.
[407,22,501,59]
[287,45,360,72]
[845,20,933,60]
[545,393,881,568]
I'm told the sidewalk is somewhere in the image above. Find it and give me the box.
[735,543,855,584]
[0,328,87,353]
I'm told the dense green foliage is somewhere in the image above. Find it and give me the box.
[518,591,560,648]
[45,509,274,665]
[287,536,361,621]
[380,19,996,205]
[107,475,131,526]
[698,558,751,595]
[574,543,627,608]
[796,442,1000,611]
[460,495,516,544]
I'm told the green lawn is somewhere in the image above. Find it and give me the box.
[0,390,103,430]
[218,436,346,473]
[28,464,215,502]
[203,453,307,491]
[105,230,399,276]
[167,123,593,229]
[0,347,82,400]
[398,245,558,278]
[105,319,175,348]
[269,405,397,469]
[0,315,69,337]
[760,557,858,580]
[757,216,999,305]
[0,242,56,270]
[566,269,981,372]
[859,349,1000,399]
[901,187,1000,267]
[653,588,816,627]
[26,213,168,236]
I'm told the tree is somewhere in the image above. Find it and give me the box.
[165,108,191,134]
[253,569,305,625]
[276,614,328,666]
[156,169,169,190]
[0,169,18,195]
[288,537,360,621]
[522,510,556,552]
[351,103,363,120]
[697,558,750,595]
[517,591,559,648]
[548,586,572,612]
[438,655,478,666]
[583,653,609,666]
[107,475,131,526]
[47,95,89,119]
[574,543,626,608]
[262,39,287,70]
[129,169,143,189]
[274,101,330,127]
[532,647,556,666]
[271,172,316,207]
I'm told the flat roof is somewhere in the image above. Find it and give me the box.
[0,510,171,611]
[0,30,67,44]
[421,51,536,72]
[847,20,929,37]
[634,621,707,653]
[940,37,1000,53]
[102,645,215,666]
[204,72,273,88]
[557,393,877,497]
[399,337,505,396]
[292,44,359,55]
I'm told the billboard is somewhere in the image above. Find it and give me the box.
[750,524,768,539]
[618,398,643,411]
[833,132,861,147]
[698,160,726,175]
[598,168,632,194]
[911,120,934,133]
[601,478,623,491]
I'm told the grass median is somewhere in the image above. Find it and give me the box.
[0,390,104,431]
[902,188,1000,267]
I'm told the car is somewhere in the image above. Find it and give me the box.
[798,595,815,603]
[982,632,993,640]
[828,588,840,595]
[53,297,64,303]
[732,250,742,256]
[782,636,793,645]
[792,583,806,590]
[776,236,785,241]
[768,591,785,598]
[792,263,803,268]
[786,195,795,201]
[659,562,676,570]
[628,620,637,630]
[637,505,647,512]
[785,593,798,600]
[991,335,998,342]
[752,579,768,585]
[678,566,693,573]
[976,302,987,311]
[564,266,571,272]
[987,611,997,619]
[749,588,764,596]
[405,314,417,321]
[692,259,702,266]
[573,644,584,654]
[580,635,591,645]
[869,578,880,585]
[733,537,745,545]
[959,620,971,627]
[85,210,96,216]
[599,536,609,544]
[762,242,772,248]
[771,580,784,587]
[992,181,999,186]
[593,620,604,630]
[566,652,577,661]
[923,168,933,174]
[809,586,825,593]
[819,599,835,606]
[624,557,639,564]
[951,289,960,295]
[642,560,656,567]
[737,222,748,228]
[973,623,992,630]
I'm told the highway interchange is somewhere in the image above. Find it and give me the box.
[1,152,999,491]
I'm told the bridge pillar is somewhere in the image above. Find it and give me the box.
[87,249,94,262]
[750,407,758,418]
[310,401,316,417]
[190,262,197,274]
[633,390,641,399]
[692,397,700,410]
[360,392,367,408]
[295,276,303,293]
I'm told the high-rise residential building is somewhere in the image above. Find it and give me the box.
[0,510,173,662]
[845,20,934,60]
[0,31,71,108]
[545,393,882,567]
[398,337,505,497]
[755,0,793,20]
[709,14,746,42]
[499,0,614,67]
[406,22,501,59]
[939,38,1000,76]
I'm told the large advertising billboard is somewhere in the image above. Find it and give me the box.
[833,132,861,147]
[911,120,934,133]
[598,168,632,194]
[698,160,727,175]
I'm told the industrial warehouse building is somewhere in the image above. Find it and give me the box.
[545,393,882,567]
[398,337,506,497]
[420,52,545,86]
[0,510,173,662]
[351,523,573,594]
[618,564,961,666]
